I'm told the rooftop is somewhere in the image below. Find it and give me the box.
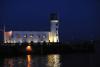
[4,24,50,31]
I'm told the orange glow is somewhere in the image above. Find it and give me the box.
[26,46,32,52]
[27,55,31,67]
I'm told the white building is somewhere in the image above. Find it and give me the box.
[4,13,59,43]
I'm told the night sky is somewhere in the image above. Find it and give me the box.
[0,0,98,42]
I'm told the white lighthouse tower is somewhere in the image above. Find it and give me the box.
[50,13,59,42]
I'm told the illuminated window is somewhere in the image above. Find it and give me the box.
[42,34,46,38]
[24,34,27,38]
[30,34,33,38]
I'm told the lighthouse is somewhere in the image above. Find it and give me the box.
[49,13,59,42]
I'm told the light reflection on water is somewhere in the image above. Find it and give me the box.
[27,55,32,67]
[47,54,60,67]
[2,53,95,67]
[3,54,61,67]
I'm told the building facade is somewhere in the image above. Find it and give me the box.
[4,13,59,43]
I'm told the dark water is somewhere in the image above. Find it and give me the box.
[0,53,95,67]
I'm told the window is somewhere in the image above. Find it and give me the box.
[30,34,33,38]
[42,34,46,38]
[24,34,27,38]
[43,35,46,38]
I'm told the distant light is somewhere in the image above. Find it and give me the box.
[30,36,33,38]
[24,34,27,38]
[43,35,45,38]
[34,40,38,43]
[30,34,33,38]
[26,45,32,52]
[51,20,59,23]
[20,40,23,43]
